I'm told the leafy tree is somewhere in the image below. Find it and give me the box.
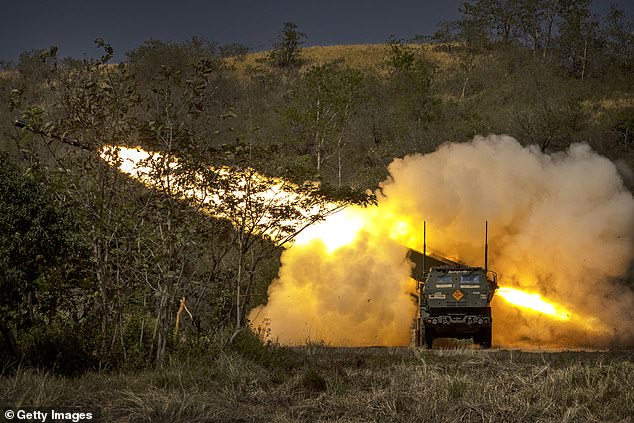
[268,22,306,68]
[441,12,489,100]
[538,0,569,59]
[13,40,159,366]
[455,9,492,51]
[217,164,343,343]
[126,37,220,89]
[384,39,438,122]
[0,155,83,359]
[612,110,634,150]
[284,63,365,183]
[430,21,461,52]
[12,38,249,367]
[603,5,634,71]
[556,0,599,79]
[460,0,522,46]
[102,44,232,366]
[513,96,586,152]
[514,0,548,54]
[15,46,58,82]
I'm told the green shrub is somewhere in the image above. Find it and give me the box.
[20,319,97,377]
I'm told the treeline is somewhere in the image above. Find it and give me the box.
[430,0,633,79]
[0,0,632,373]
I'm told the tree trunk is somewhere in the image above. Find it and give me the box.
[230,234,244,344]
[337,148,342,187]
[94,242,112,357]
[543,18,554,59]
[155,285,169,368]
[314,97,321,172]
[235,247,243,331]
[581,37,588,80]
[461,74,470,101]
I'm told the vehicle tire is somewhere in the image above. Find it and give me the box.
[426,335,434,349]
[425,328,434,349]
[479,327,492,349]
[415,319,421,347]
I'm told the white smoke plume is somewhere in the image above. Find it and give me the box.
[249,135,634,348]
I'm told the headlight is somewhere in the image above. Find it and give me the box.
[477,318,484,325]
[432,318,438,324]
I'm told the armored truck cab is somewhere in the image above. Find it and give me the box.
[410,221,497,348]
[416,266,497,348]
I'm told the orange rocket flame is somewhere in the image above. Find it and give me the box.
[100,145,342,242]
[496,287,571,320]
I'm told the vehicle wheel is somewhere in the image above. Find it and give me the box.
[425,328,434,349]
[479,327,492,349]
[415,319,421,347]
[419,325,432,349]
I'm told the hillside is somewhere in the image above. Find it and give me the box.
[227,42,634,187]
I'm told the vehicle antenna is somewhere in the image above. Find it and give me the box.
[484,221,488,273]
[423,221,426,276]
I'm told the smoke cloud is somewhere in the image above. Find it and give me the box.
[249,135,634,348]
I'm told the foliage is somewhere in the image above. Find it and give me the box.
[429,21,461,52]
[513,96,587,152]
[384,39,438,122]
[284,62,365,182]
[19,317,98,376]
[126,37,219,84]
[602,5,634,72]
[15,46,58,82]
[611,109,634,149]
[268,22,306,68]
[0,155,85,360]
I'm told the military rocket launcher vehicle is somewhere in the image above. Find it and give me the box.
[407,222,498,349]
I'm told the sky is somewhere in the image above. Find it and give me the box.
[1,0,632,63]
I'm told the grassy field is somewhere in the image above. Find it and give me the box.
[2,346,633,423]
[228,43,456,75]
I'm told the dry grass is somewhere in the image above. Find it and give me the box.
[2,347,633,422]
[582,95,634,120]
[226,43,459,77]
[302,44,388,71]
[224,44,391,73]
[0,70,18,79]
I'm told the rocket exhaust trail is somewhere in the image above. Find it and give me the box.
[98,137,634,349]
